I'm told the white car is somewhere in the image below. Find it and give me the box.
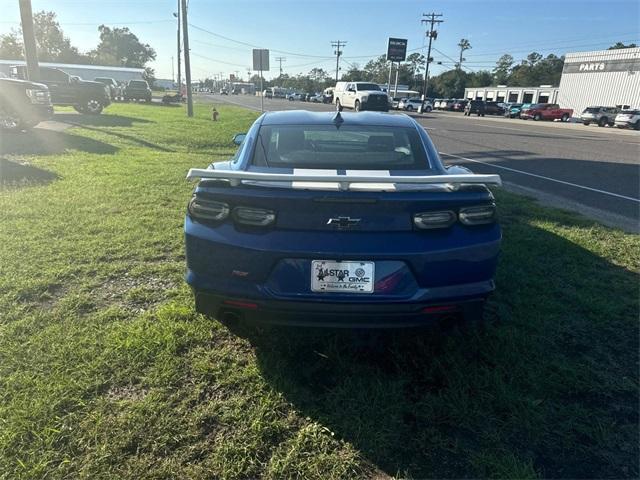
[398,97,432,112]
[287,92,304,101]
[309,93,324,103]
[614,109,640,130]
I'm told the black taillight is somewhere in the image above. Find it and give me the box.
[188,196,229,221]
[459,204,496,225]
[233,207,276,226]
[413,211,456,229]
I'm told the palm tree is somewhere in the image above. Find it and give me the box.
[457,39,472,70]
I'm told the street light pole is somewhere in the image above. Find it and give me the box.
[173,2,181,93]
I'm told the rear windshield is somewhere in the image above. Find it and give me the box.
[129,80,147,87]
[356,83,380,91]
[584,107,602,113]
[621,110,640,115]
[252,124,430,170]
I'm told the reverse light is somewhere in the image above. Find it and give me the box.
[459,204,496,225]
[188,197,229,221]
[413,210,456,229]
[233,207,276,226]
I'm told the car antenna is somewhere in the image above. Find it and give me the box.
[332,102,344,128]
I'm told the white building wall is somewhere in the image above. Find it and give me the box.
[0,59,145,83]
[558,47,640,115]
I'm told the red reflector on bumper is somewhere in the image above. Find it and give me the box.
[421,305,457,314]
[223,299,258,310]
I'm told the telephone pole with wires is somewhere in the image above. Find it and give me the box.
[421,12,443,100]
[275,56,286,76]
[181,0,193,116]
[331,40,347,83]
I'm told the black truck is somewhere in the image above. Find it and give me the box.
[0,72,53,130]
[10,65,111,114]
[123,79,152,102]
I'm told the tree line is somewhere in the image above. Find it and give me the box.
[0,11,156,82]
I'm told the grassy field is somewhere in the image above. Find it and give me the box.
[0,102,638,479]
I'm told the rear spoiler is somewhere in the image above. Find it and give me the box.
[186,169,501,190]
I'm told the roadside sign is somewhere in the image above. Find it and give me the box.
[252,49,270,71]
[387,38,408,62]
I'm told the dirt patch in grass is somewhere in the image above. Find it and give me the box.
[96,273,179,313]
[106,384,149,402]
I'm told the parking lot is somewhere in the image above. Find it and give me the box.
[202,93,640,232]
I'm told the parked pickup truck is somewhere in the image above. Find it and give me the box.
[11,65,110,114]
[0,72,53,130]
[333,81,389,112]
[520,103,572,122]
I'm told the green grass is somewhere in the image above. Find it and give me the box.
[0,102,638,479]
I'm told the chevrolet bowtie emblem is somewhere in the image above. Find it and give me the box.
[327,216,361,229]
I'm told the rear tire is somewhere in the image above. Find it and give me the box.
[354,100,361,112]
[405,105,413,111]
[634,120,640,131]
[561,113,569,122]
[598,117,608,127]
[583,121,590,126]
[533,113,541,121]
[84,99,104,115]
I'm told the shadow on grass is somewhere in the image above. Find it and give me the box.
[0,128,118,156]
[53,112,153,127]
[0,157,59,186]
[235,201,639,479]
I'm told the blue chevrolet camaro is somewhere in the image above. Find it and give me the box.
[184,110,502,328]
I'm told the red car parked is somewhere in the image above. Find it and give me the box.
[520,103,573,122]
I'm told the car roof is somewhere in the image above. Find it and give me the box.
[260,110,416,127]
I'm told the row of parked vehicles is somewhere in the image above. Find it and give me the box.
[0,65,158,131]
[423,97,639,129]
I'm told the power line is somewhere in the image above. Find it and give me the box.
[331,40,347,82]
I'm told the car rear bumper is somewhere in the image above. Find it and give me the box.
[192,290,487,328]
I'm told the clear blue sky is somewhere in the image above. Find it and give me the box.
[1,0,638,81]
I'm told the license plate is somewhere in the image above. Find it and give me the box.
[311,260,375,293]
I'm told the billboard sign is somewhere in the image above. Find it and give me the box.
[387,38,408,62]
[252,49,270,71]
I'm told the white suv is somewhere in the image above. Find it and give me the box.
[614,109,640,130]
[333,81,389,112]
[398,97,432,112]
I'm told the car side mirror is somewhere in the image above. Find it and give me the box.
[232,133,247,146]
[69,76,78,83]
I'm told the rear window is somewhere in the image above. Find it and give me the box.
[129,80,147,87]
[356,83,381,91]
[584,107,602,113]
[252,124,430,170]
[621,110,640,115]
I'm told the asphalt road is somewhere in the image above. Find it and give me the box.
[200,93,640,231]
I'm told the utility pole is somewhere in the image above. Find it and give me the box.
[181,0,193,116]
[457,38,471,70]
[421,13,443,100]
[171,56,174,82]
[18,0,39,81]
[275,56,286,76]
[331,40,346,83]
[173,1,181,93]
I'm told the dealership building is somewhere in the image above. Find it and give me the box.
[557,47,640,114]
[464,47,640,114]
[464,85,559,104]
